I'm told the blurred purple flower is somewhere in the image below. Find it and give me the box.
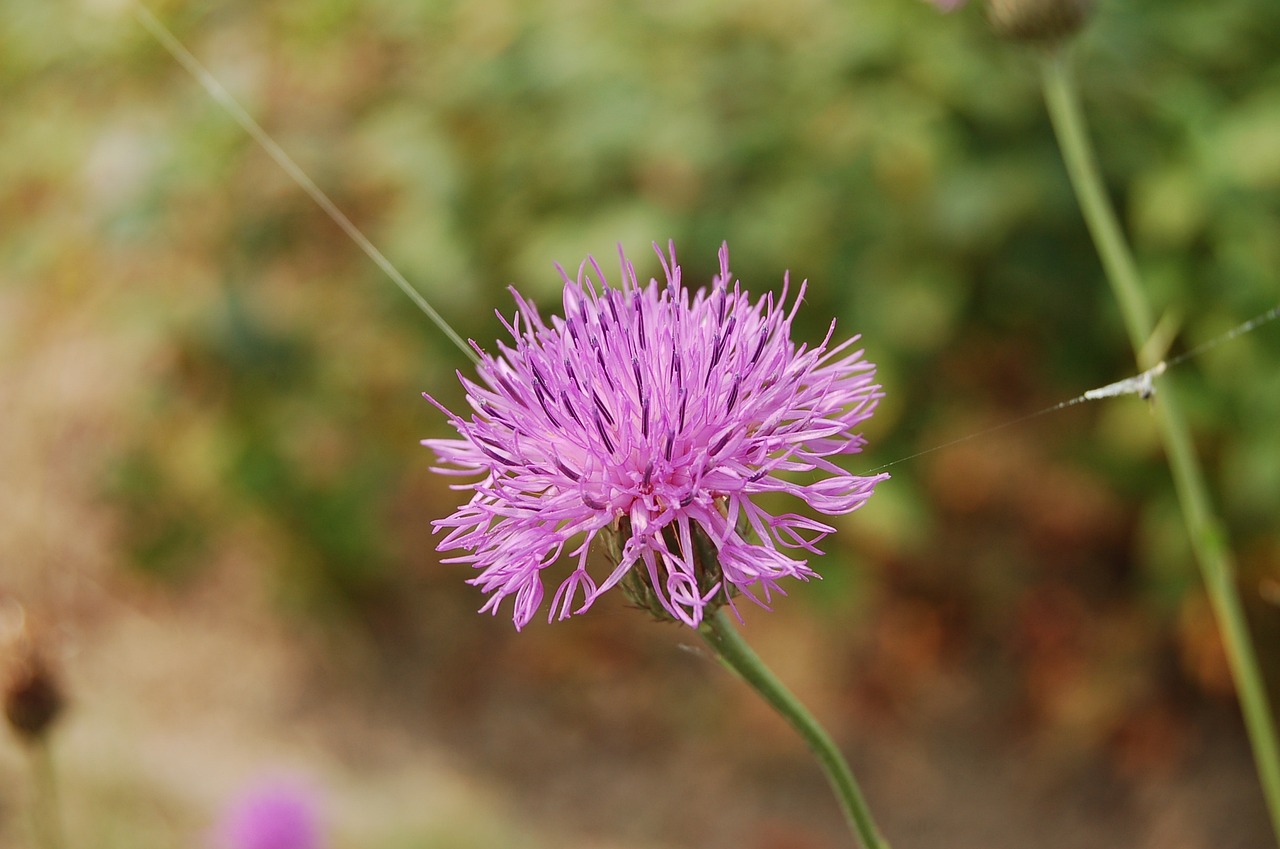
[927,0,968,10]
[424,242,886,630]
[213,779,324,849]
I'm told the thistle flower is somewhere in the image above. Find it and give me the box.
[424,242,886,630]
[212,778,324,849]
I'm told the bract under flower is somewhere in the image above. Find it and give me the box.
[424,242,887,629]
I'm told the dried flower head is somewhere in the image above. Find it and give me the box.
[1,600,65,742]
[424,243,886,629]
[987,0,1093,43]
[922,0,1094,44]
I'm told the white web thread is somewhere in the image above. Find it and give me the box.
[1082,361,1166,402]
[868,307,1279,474]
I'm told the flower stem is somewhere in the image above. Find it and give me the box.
[699,609,890,849]
[1041,51,1280,840]
[28,739,66,849]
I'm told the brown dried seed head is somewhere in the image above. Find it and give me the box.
[1,602,66,742]
[986,0,1094,44]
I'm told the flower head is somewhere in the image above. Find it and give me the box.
[1,600,65,743]
[212,778,324,849]
[424,242,886,629]
[922,0,1095,42]
[987,0,1093,43]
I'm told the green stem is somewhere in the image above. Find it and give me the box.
[699,609,890,849]
[1042,52,1280,840]
[29,739,66,849]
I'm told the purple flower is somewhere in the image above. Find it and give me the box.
[424,242,886,630]
[926,0,968,10]
[212,779,324,849]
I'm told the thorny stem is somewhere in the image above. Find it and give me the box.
[1042,52,1280,841]
[699,609,890,849]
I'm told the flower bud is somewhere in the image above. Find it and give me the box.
[2,602,65,742]
[986,0,1093,44]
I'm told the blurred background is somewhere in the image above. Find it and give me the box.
[2,0,1279,846]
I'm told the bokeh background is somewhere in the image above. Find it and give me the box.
[3,0,1279,846]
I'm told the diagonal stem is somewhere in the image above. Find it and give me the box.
[699,609,890,849]
[1041,51,1280,841]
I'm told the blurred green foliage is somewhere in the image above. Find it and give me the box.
[3,0,1278,684]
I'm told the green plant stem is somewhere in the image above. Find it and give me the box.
[29,739,66,849]
[1042,52,1280,840]
[699,609,890,849]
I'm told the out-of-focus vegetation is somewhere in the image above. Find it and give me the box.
[2,0,1279,847]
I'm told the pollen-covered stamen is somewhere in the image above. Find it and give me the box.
[664,429,676,461]
[530,361,551,395]
[634,297,647,349]
[554,457,581,481]
[750,326,770,366]
[563,355,583,391]
[533,387,561,425]
[478,400,508,424]
[594,344,613,389]
[493,371,521,400]
[592,389,616,426]
[593,409,616,455]
[726,377,741,412]
[641,397,650,438]
[710,315,736,372]
[561,391,583,426]
[475,440,516,466]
